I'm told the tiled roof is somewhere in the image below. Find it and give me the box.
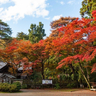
[0,62,7,69]
[0,73,16,78]
[0,62,32,70]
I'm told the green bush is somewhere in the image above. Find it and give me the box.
[9,84,17,92]
[13,82,21,91]
[0,82,21,92]
[0,83,9,92]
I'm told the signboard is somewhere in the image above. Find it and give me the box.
[42,79,52,84]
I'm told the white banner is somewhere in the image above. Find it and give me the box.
[42,79,52,84]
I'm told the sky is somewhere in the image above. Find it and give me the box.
[0,0,83,38]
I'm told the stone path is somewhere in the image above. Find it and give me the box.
[0,89,96,96]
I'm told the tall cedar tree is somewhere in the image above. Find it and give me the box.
[28,22,46,44]
[0,20,12,40]
[0,20,12,48]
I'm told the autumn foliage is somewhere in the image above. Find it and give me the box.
[1,11,96,81]
[55,10,96,73]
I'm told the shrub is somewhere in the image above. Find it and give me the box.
[13,82,21,91]
[9,84,17,92]
[0,83,9,92]
[0,82,21,92]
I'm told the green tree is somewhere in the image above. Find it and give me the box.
[80,0,96,18]
[16,32,29,40]
[0,20,12,40]
[28,22,46,43]
[0,20,12,47]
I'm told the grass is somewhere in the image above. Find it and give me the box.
[0,91,22,93]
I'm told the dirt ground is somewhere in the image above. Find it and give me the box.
[0,89,96,96]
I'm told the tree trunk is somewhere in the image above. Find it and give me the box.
[69,64,79,88]
[79,63,90,88]
[86,67,90,82]
[42,62,45,79]
[85,62,90,82]
[69,64,75,74]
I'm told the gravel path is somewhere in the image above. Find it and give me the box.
[0,89,96,96]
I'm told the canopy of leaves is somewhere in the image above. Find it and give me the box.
[1,10,96,84]
[28,22,46,43]
[0,20,12,40]
[50,17,76,38]
[54,10,96,74]
[16,32,29,40]
[80,0,96,18]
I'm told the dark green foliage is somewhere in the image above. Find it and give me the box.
[67,83,76,88]
[30,71,42,81]
[28,22,46,43]
[54,83,60,89]
[80,0,96,18]
[16,32,29,40]
[0,20,12,40]
[13,82,21,91]
[22,79,32,88]
[60,74,66,81]
[0,83,21,92]
[21,84,27,89]
[22,71,42,89]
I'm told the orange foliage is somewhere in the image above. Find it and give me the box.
[1,10,96,75]
[54,10,96,73]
